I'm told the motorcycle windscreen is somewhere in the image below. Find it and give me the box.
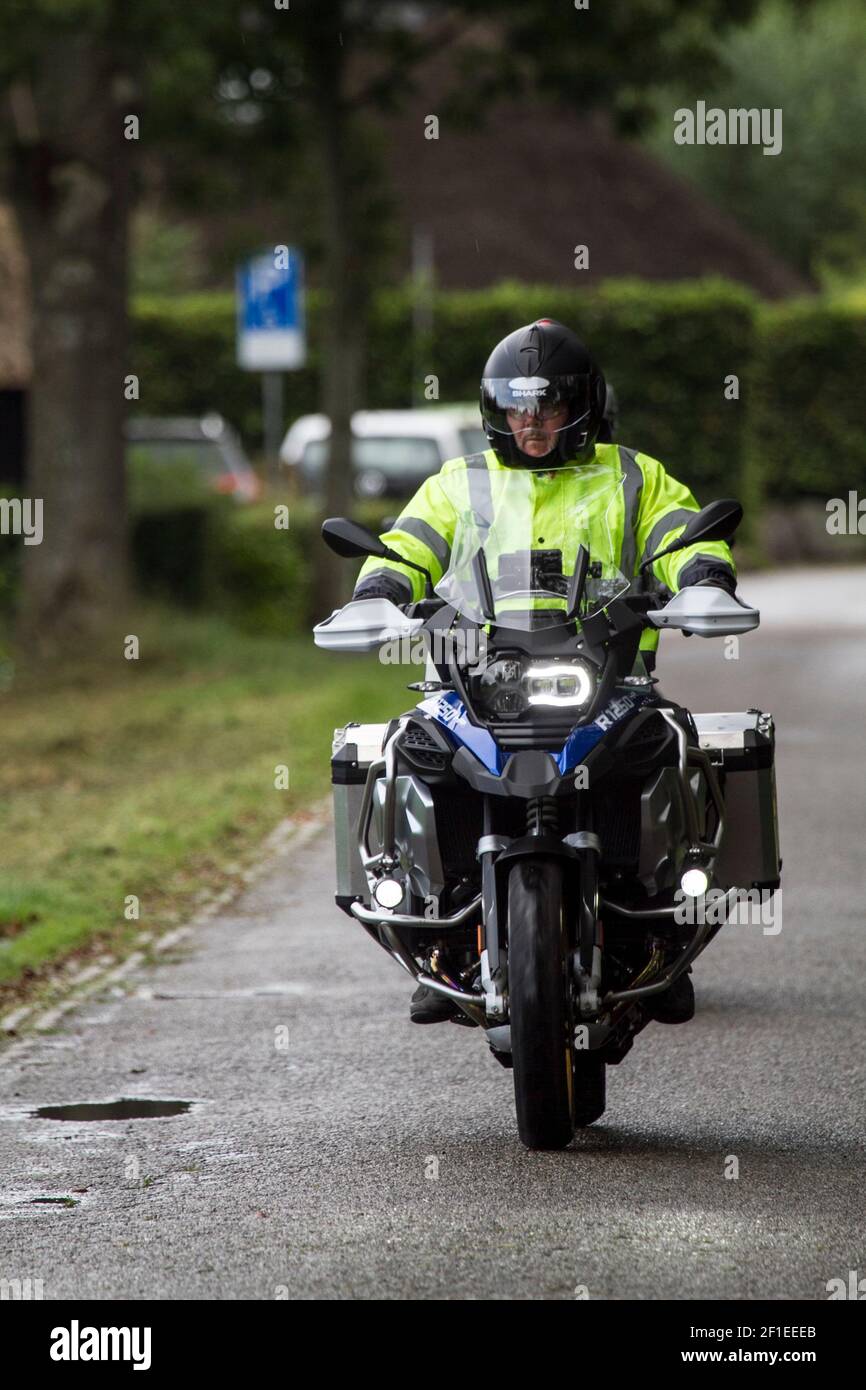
[434,462,630,629]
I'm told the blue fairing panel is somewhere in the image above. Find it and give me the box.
[417,692,506,775]
[417,690,650,777]
[554,692,650,772]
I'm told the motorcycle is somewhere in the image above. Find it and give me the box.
[314,465,781,1150]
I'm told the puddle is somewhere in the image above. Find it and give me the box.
[31,1099,192,1122]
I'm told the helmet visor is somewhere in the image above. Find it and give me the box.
[481,373,592,439]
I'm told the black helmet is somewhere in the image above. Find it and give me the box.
[480,319,607,469]
[597,380,619,444]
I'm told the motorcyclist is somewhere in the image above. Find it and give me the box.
[352,319,737,1025]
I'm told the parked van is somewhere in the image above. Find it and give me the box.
[279,406,489,499]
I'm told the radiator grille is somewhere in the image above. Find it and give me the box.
[432,789,483,875]
[594,784,642,865]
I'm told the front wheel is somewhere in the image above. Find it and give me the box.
[508,858,605,1149]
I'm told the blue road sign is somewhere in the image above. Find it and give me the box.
[236,249,306,371]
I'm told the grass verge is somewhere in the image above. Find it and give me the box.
[0,606,408,1009]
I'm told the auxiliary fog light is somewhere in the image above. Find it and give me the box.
[374,877,404,909]
[525,662,593,708]
[681,866,710,898]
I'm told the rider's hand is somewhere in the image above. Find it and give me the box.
[352,577,411,606]
[677,562,737,598]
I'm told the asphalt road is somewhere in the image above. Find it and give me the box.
[1,567,865,1301]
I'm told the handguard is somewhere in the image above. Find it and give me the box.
[313,597,424,653]
[646,585,760,637]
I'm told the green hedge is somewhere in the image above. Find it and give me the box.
[746,300,866,501]
[132,293,321,447]
[130,279,866,511]
[132,501,314,637]
[206,503,313,636]
[132,278,758,504]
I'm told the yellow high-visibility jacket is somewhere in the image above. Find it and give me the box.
[355,443,736,651]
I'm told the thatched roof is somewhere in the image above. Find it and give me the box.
[381,101,811,300]
[0,206,30,388]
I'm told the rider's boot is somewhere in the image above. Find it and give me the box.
[645,969,695,1025]
[409,984,462,1024]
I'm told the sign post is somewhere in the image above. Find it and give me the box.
[236,248,306,480]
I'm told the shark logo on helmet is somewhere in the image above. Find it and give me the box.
[508,376,550,398]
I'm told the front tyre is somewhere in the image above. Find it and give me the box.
[508,858,577,1149]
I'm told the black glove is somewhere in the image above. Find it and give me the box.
[352,574,413,605]
[676,558,737,597]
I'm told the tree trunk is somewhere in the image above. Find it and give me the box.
[307,15,369,621]
[13,38,132,655]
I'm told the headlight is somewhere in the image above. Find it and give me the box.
[525,663,594,708]
[473,656,596,718]
[474,658,526,717]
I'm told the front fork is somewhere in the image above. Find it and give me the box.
[479,796,603,1023]
[478,798,508,1021]
[563,828,603,1017]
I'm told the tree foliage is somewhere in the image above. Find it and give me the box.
[647,0,866,282]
